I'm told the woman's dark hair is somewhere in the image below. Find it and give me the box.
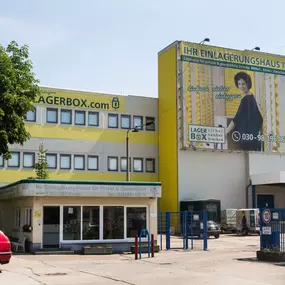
[234,72,252,89]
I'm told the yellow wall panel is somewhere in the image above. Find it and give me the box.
[0,170,158,183]
[26,125,158,145]
[158,44,178,212]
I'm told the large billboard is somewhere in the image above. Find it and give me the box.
[180,41,285,153]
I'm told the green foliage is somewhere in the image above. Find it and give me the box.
[34,143,49,179]
[0,41,40,159]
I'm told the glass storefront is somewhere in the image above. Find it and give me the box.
[60,205,148,241]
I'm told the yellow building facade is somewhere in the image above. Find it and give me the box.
[0,87,158,185]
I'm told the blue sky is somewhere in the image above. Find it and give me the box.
[0,0,284,97]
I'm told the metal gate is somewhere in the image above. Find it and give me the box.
[260,208,285,252]
[162,210,208,251]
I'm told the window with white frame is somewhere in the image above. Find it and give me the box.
[14,208,21,228]
[23,153,35,168]
[88,112,99,126]
[46,108,58,123]
[108,114,118,128]
[8,152,20,167]
[146,158,155,173]
[24,208,32,226]
[82,206,100,240]
[133,158,143,172]
[0,155,3,167]
[61,109,72,124]
[126,207,147,238]
[26,110,36,122]
[121,115,131,129]
[108,156,118,171]
[87,156,98,171]
[103,206,124,239]
[60,154,71,169]
[63,206,81,240]
[133,116,143,129]
[120,157,131,172]
[46,153,57,169]
[75,111,86,125]
[74,155,85,170]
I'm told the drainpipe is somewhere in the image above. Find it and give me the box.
[246,180,252,208]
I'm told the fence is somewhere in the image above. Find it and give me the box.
[158,211,208,251]
[260,208,285,252]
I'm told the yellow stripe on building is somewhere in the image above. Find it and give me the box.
[26,125,158,145]
[0,170,158,183]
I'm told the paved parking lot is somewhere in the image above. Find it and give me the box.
[0,235,284,285]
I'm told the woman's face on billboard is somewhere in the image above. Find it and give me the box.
[237,79,248,94]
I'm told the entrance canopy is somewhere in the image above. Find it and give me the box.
[250,171,285,186]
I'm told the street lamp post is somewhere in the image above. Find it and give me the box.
[126,121,154,181]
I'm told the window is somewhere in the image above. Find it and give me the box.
[133,116,143,129]
[88,112,99,126]
[75,111,86,125]
[60,154,71,169]
[87,156,98,171]
[146,117,155,131]
[8,152,20,167]
[24,208,32,226]
[26,110,36,122]
[108,156,118,171]
[14,208,21,228]
[46,108,58,123]
[63,206,81,240]
[46,154,57,169]
[133,158,143,172]
[0,155,3,167]
[61,109,72,124]
[74,155,85,170]
[121,115,131,129]
[146,158,155,173]
[120,157,131,172]
[83,206,100,240]
[23,153,35,168]
[127,207,147,238]
[103,206,124,239]
[108,114,118,128]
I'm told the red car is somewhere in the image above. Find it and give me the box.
[0,231,12,265]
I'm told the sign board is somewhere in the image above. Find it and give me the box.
[0,183,162,199]
[262,226,272,235]
[262,209,272,224]
[188,125,225,144]
[178,41,285,153]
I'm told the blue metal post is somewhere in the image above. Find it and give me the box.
[160,212,162,251]
[166,211,170,250]
[191,213,194,250]
[184,211,188,250]
[147,231,150,258]
[252,185,256,208]
[203,210,208,251]
[139,229,150,259]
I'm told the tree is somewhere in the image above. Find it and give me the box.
[34,143,49,179]
[0,41,40,159]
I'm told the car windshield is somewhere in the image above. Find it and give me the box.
[207,221,216,226]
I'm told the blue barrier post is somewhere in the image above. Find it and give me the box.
[190,212,194,250]
[139,229,150,259]
[160,212,163,251]
[184,211,188,250]
[166,211,170,250]
[203,210,208,251]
